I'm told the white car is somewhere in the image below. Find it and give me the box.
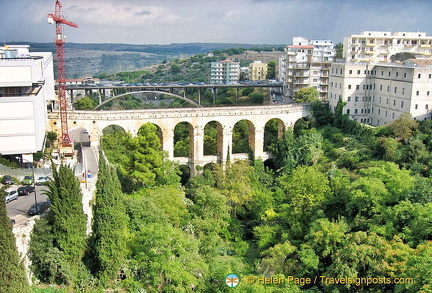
[36,176,50,185]
[4,190,18,203]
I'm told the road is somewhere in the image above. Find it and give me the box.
[6,185,50,220]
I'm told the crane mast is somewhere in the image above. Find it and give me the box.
[48,0,78,148]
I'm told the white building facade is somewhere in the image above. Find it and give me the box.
[280,37,335,99]
[329,31,432,126]
[0,45,54,155]
[210,60,240,84]
[329,61,432,125]
[344,31,432,63]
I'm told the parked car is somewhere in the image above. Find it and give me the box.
[22,175,34,185]
[27,201,51,216]
[17,185,35,196]
[1,175,14,185]
[4,190,18,203]
[36,176,50,185]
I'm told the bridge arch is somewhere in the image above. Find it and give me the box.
[93,90,201,110]
[174,121,194,158]
[264,118,285,151]
[48,104,312,175]
[232,119,256,155]
[204,120,223,156]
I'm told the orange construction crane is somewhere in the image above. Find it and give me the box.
[48,0,78,148]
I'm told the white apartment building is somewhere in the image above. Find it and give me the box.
[210,60,240,84]
[329,31,432,126]
[328,60,432,126]
[280,37,335,99]
[344,31,432,63]
[0,45,55,155]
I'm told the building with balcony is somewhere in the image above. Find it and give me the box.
[280,37,335,99]
[344,31,432,63]
[329,31,432,126]
[0,45,54,155]
[249,61,268,81]
[210,60,240,84]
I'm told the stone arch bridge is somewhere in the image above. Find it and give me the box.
[48,104,311,175]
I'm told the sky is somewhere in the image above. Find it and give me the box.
[1,0,431,45]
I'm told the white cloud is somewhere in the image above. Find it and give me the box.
[0,0,431,44]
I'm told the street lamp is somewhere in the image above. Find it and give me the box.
[17,155,38,215]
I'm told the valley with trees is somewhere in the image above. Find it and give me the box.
[2,99,429,292]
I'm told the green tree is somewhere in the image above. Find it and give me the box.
[0,201,31,293]
[45,163,87,267]
[75,97,96,110]
[390,113,418,140]
[335,42,343,58]
[130,123,164,188]
[88,153,129,283]
[278,166,330,237]
[129,222,207,292]
[266,60,276,79]
[46,131,58,148]
[293,87,319,103]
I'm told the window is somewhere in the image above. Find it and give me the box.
[404,72,407,78]
[348,97,351,101]
[378,109,381,115]
[415,104,418,110]
[393,100,396,106]
[392,113,395,119]
[349,70,352,74]
[386,98,389,104]
[380,85,383,90]
[348,85,352,89]
[357,70,360,74]
[381,71,384,76]
[428,91,430,96]
[385,111,388,117]
[402,88,405,94]
[416,91,420,96]
[356,85,360,90]
[401,101,404,108]
[426,104,429,110]
[355,109,358,114]
[355,96,359,102]
[387,86,390,92]
[394,87,397,93]
[396,72,399,77]
[418,74,421,78]
[429,74,431,79]
[361,109,364,114]
[347,109,350,114]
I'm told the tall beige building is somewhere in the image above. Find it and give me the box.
[329,31,432,126]
[249,61,268,81]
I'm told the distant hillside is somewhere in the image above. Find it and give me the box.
[5,42,284,78]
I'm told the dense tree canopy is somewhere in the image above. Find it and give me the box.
[28,101,432,292]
